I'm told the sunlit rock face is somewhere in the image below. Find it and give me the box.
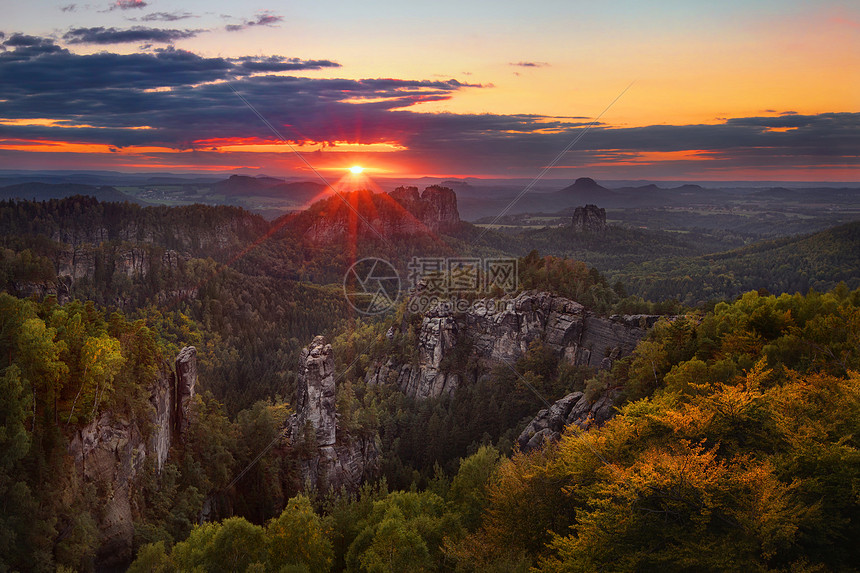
[284,336,379,492]
[365,291,661,400]
[571,204,607,233]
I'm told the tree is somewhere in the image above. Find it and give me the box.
[266,495,334,573]
[447,446,501,531]
[0,365,38,571]
[127,541,174,573]
[356,507,431,573]
[15,317,68,428]
[66,333,125,425]
[171,517,266,572]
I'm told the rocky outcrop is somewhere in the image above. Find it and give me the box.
[67,346,197,568]
[516,391,616,453]
[289,436,380,493]
[571,204,607,233]
[293,336,337,446]
[284,336,379,492]
[174,346,197,441]
[365,291,662,399]
[303,186,460,242]
[414,185,460,228]
[380,185,460,233]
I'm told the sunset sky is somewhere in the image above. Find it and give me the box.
[1,0,858,180]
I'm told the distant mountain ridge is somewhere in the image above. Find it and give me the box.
[213,174,328,203]
[0,182,146,204]
[614,221,860,304]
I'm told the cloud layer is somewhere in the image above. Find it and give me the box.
[63,26,202,44]
[0,33,857,177]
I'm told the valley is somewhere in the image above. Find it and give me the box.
[0,176,858,572]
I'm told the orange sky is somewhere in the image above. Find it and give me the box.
[0,0,857,180]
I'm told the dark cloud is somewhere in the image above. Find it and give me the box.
[0,43,233,94]
[0,34,855,176]
[231,55,340,72]
[140,11,195,22]
[510,61,549,68]
[4,33,51,47]
[226,12,283,32]
[110,0,147,10]
[60,4,77,12]
[1,34,66,59]
[63,26,201,44]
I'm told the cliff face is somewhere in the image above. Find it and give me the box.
[1,197,269,305]
[67,346,197,568]
[284,336,379,492]
[516,390,616,452]
[386,185,460,230]
[45,207,267,254]
[365,291,661,400]
[303,186,460,242]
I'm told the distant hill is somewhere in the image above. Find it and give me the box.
[0,182,145,204]
[514,218,734,270]
[614,221,860,304]
[212,174,283,196]
[555,177,618,203]
[211,174,328,204]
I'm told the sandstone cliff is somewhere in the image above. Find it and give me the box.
[284,336,379,492]
[365,291,661,399]
[67,346,197,568]
[516,390,616,452]
[1,197,268,305]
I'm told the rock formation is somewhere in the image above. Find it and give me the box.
[516,391,616,453]
[415,185,460,228]
[293,336,337,446]
[284,336,379,492]
[571,204,607,233]
[174,346,197,440]
[67,346,197,568]
[365,291,662,400]
[303,186,460,242]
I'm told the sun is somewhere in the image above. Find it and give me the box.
[349,165,364,174]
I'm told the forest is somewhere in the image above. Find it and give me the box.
[0,195,858,572]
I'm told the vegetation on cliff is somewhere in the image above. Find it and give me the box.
[127,285,860,572]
